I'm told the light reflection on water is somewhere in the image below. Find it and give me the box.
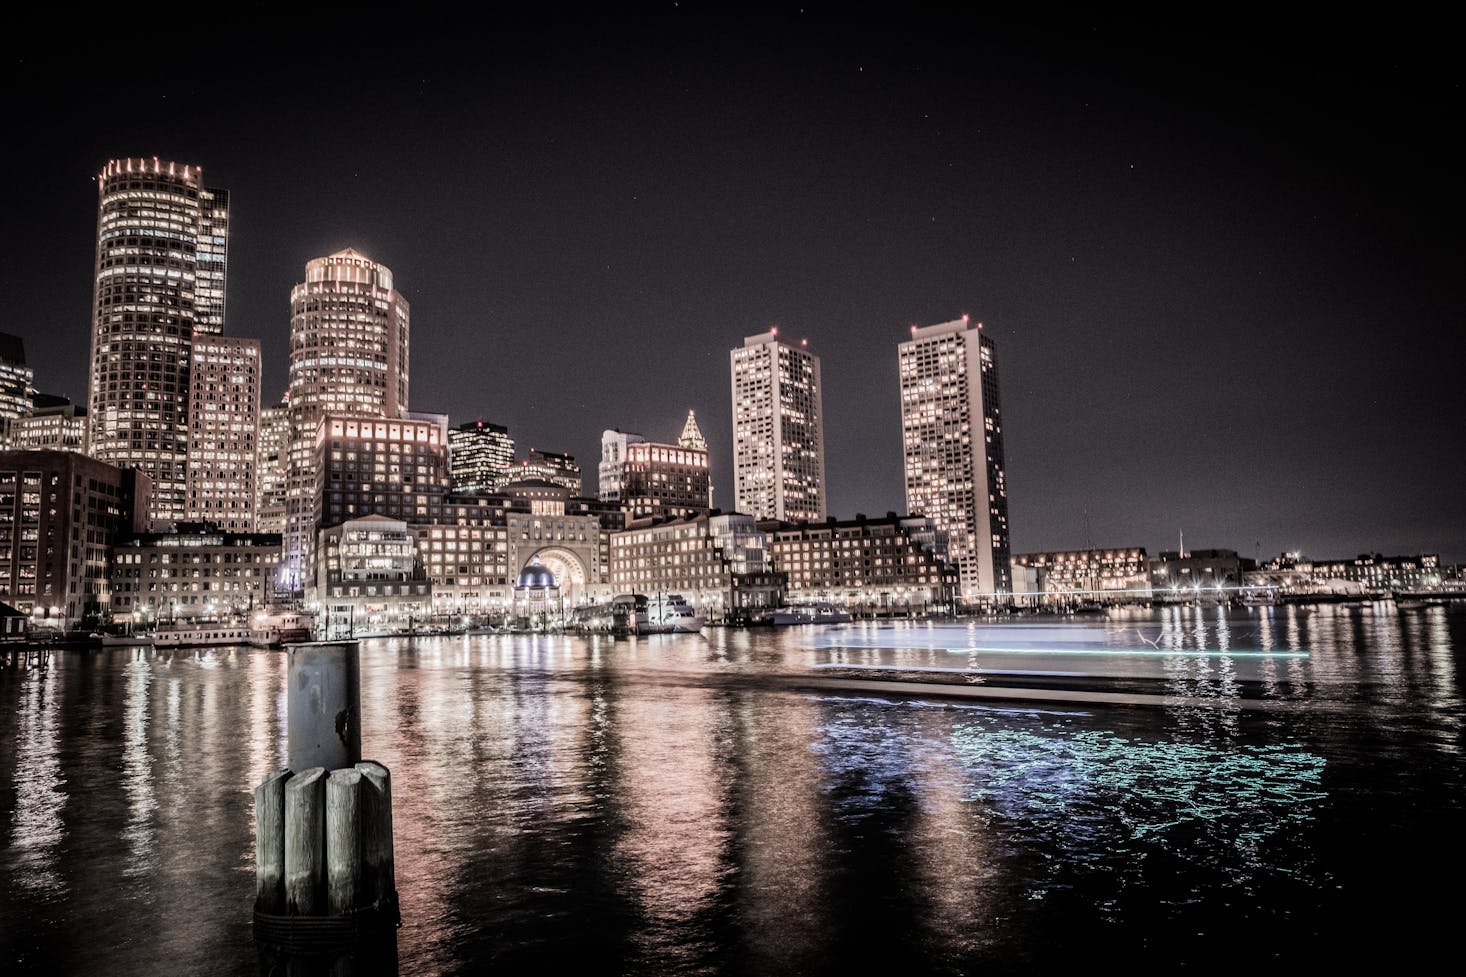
[1,605,1463,974]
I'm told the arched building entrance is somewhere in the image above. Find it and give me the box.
[519,547,590,607]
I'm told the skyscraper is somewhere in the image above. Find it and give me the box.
[449,420,514,494]
[255,395,291,535]
[184,335,260,531]
[898,316,1012,599]
[729,329,826,522]
[282,249,410,588]
[87,158,228,523]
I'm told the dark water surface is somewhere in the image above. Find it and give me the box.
[3,604,1463,975]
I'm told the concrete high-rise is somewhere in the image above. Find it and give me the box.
[184,335,260,531]
[87,158,229,523]
[729,329,825,522]
[898,316,1012,599]
[282,249,410,590]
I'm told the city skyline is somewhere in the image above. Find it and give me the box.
[5,15,1460,562]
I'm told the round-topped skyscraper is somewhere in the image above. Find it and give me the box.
[86,158,230,524]
[282,249,410,592]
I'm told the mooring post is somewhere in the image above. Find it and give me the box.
[284,767,327,916]
[255,637,397,966]
[286,641,362,772]
[326,768,364,915]
[355,761,396,908]
[254,769,292,914]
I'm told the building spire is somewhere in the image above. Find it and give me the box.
[678,410,707,451]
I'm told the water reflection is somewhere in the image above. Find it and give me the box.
[0,608,1462,975]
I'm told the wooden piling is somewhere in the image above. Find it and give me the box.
[355,761,396,907]
[284,767,327,916]
[326,768,364,915]
[254,769,292,913]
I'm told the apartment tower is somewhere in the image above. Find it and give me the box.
[898,316,1011,599]
[729,329,825,522]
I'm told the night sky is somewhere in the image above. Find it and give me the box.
[5,12,1461,563]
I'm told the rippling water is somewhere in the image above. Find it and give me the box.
[2,603,1464,974]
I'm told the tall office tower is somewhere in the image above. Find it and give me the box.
[449,420,514,494]
[729,329,825,522]
[0,334,34,431]
[87,158,228,524]
[184,336,259,531]
[599,411,712,519]
[256,396,291,535]
[282,249,410,589]
[194,189,230,335]
[898,316,1012,599]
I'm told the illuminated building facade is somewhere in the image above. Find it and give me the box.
[898,317,1012,600]
[87,158,228,525]
[0,334,34,429]
[5,396,87,454]
[0,450,152,625]
[109,525,281,622]
[1294,553,1440,594]
[609,512,783,623]
[314,413,449,538]
[767,514,957,614]
[185,336,259,531]
[316,515,430,628]
[284,249,410,590]
[449,419,514,494]
[598,411,712,520]
[500,449,582,495]
[1011,548,1151,603]
[256,397,290,534]
[730,329,825,523]
[1149,549,1247,600]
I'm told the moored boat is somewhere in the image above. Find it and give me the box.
[771,602,853,626]
[645,593,705,633]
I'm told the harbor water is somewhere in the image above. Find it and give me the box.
[2,602,1463,974]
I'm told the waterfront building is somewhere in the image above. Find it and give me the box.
[86,158,228,525]
[1011,548,1151,604]
[184,335,259,531]
[450,420,514,494]
[499,449,582,495]
[5,396,87,454]
[315,515,430,630]
[730,329,826,522]
[110,525,281,624]
[898,316,1012,601]
[0,333,34,430]
[256,396,290,535]
[1149,549,1248,599]
[283,249,410,590]
[598,411,712,520]
[766,514,957,615]
[1296,553,1442,594]
[0,450,151,625]
[609,512,784,623]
